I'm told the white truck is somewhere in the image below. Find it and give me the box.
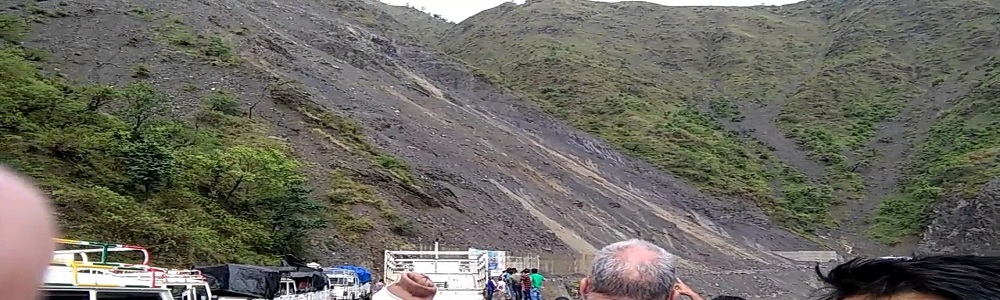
[43,238,189,300]
[325,268,369,300]
[383,243,489,300]
[44,238,332,300]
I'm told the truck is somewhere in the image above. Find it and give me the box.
[324,267,371,300]
[44,238,332,300]
[383,243,489,300]
[43,238,187,300]
[199,263,333,300]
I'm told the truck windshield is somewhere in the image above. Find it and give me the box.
[193,286,209,300]
[43,290,89,300]
[43,290,167,300]
[96,291,165,300]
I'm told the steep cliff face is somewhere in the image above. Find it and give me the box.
[410,0,1000,255]
[0,0,832,297]
[920,179,1000,255]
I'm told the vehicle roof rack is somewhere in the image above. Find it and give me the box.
[53,238,151,266]
[46,238,205,289]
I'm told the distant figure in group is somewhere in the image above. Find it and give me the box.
[577,239,705,300]
[486,276,498,300]
[519,269,533,300]
[815,255,1000,299]
[496,274,508,300]
[529,268,545,300]
[507,268,524,300]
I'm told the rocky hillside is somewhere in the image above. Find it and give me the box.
[0,0,837,297]
[416,0,1000,255]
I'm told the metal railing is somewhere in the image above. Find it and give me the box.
[399,244,595,275]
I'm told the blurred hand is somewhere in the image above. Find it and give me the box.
[404,272,434,287]
[675,279,697,297]
[0,166,58,300]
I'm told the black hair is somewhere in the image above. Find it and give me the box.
[711,297,746,300]
[530,268,538,273]
[521,268,530,273]
[815,255,1000,300]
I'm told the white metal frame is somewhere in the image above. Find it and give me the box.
[384,243,488,300]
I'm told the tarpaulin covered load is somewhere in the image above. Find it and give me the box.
[334,265,372,283]
[197,264,281,298]
[288,271,330,291]
[281,254,329,291]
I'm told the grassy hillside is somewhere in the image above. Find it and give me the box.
[433,0,836,233]
[875,56,1000,241]
[426,0,1000,243]
[375,2,452,45]
[0,12,415,266]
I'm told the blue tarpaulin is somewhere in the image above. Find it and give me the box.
[333,265,372,284]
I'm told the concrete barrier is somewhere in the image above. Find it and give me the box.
[771,251,842,262]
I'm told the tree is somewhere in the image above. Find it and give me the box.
[184,145,304,210]
[119,135,176,193]
[263,181,326,255]
[82,85,117,111]
[119,82,170,136]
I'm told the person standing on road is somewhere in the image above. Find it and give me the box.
[529,268,545,300]
[508,269,523,300]
[496,275,508,300]
[519,269,533,300]
[486,276,497,300]
[577,239,706,300]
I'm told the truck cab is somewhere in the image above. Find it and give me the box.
[162,269,211,300]
[383,243,488,300]
[324,268,361,300]
[43,239,173,300]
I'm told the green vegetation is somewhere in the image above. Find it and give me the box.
[434,2,834,232]
[294,99,424,191]
[777,27,917,201]
[873,57,1000,244]
[428,0,1000,240]
[325,0,452,46]
[0,45,316,264]
[0,14,411,266]
[376,3,452,45]
[154,17,240,66]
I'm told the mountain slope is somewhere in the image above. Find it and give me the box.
[0,0,827,297]
[431,0,1000,253]
[436,1,836,234]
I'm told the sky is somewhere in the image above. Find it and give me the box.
[378,0,804,22]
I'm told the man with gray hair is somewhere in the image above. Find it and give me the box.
[577,239,705,300]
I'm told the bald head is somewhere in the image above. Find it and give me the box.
[0,167,57,300]
[583,239,677,300]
